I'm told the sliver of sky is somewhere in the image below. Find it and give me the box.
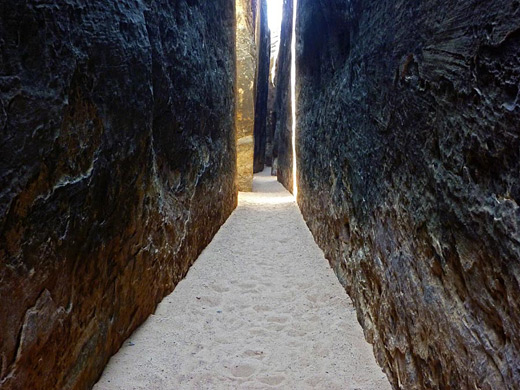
[266,0,283,81]
[266,0,283,33]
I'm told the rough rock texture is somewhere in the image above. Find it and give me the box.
[0,1,236,389]
[252,0,271,174]
[295,1,520,389]
[236,0,256,192]
[273,0,294,192]
[265,18,281,170]
[265,79,276,167]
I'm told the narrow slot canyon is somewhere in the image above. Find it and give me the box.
[0,1,519,390]
[93,171,389,389]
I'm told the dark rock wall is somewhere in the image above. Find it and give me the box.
[273,0,294,192]
[0,1,236,389]
[265,78,276,167]
[295,0,520,389]
[253,0,271,174]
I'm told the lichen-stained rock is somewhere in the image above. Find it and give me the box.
[273,0,294,192]
[253,0,271,174]
[236,0,256,192]
[0,1,236,389]
[295,0,520,389]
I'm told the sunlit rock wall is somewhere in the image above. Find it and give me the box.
[295,0,520,388]
[253,0,271,174]
[273,0,294,192]
[0,1,236,389]
[236,0,256,191]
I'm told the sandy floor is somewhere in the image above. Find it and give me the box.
[94,170,391,390]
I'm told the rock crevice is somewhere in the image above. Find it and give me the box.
[272,0,294,193]
[253,0,271,174]
[236,0,257,192]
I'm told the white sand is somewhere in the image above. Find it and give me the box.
[94,170,391,390]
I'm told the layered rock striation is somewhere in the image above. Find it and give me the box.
[294,0,520,389]
[272,0,294,192]
[0,1,236,389]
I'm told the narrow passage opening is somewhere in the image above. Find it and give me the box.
[267,0,283,81]
[266,0,298,198]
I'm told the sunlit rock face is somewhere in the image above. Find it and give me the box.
[253,0,271,174]
[295,0,520,388]
[236,0,256,191]
[273,0,294,193]
[0,1,236,389]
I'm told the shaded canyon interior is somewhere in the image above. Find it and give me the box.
[0,1,519,389]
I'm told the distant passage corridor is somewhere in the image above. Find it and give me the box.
[94,170,390,390]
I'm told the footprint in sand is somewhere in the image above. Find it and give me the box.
[210,284,230,293]
[301,314,320,323]
[298,282,315,289]
[238,282,257,291]
[229,364,256,378]
[266,316,289,324]
[249,327,270,337]
[286,328,308,337]
[242,349,266,360]
[197,295,221,307]
[214,337,234,345]
[306,294,318,303]
[253,304,271,313]
[312,344,330,358]
[258,375,286,386]
[267,323,286,331]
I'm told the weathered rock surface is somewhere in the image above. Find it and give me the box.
[236,0,256,192]
[294,0,520,389]
[267,14,280,167]
[273,0,294,192]
[265,78,276,168]
[0,1,236,389]
[253,0,271,174]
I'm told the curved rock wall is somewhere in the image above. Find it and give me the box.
[0,1,236,389]
[295,0,520,388]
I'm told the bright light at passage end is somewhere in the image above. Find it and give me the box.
[266,0,283,32]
